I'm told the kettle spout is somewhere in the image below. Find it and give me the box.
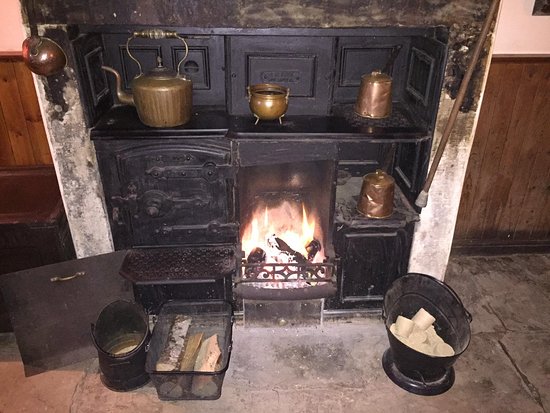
[101,66,135,106]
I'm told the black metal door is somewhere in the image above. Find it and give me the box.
[96,140,236,248]
[337,228,409,307]
[0,250,132,376]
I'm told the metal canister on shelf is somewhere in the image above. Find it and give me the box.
[357,169,395,218]
[354,70,392,119]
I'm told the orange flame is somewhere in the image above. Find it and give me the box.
[241,201,323,262]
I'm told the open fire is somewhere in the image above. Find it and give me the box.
[242,201,324,264]
[240,201,329,288]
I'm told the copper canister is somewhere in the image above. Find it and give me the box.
[354,71,392,119]
[357,169,395,218]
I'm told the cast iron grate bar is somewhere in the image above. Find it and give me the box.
[236,261,335,286]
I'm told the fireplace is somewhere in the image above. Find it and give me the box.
[84,26,449,312]
[24,0,496,289]
[235,160,337,300]
[3,0,498,383]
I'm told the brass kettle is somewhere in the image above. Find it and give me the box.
[102,30,192,128]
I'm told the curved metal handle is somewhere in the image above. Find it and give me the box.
[441,279,473,323]
[126,30,189,76]
[50,271,85,282]
[29,37,43,57]
[285,87,290,104]
[246,86,251,102]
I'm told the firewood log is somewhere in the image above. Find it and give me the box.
[191,334,222,397]
[194,334,221,372]
[247,247,267,264]
[305,239,321,261]
[155,315,191,371]
[179,332,204,371]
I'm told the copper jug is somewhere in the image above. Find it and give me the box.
[102,29,193,128]
[22,35,67,76]
[354,45,402,119]
[357,169,395,219]
[354,71,393,119]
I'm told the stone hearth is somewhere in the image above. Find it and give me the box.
[0,252,548,411]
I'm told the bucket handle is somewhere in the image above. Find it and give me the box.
[440,281,473,323]
[126,29,189,76]
[90,323,100,349]
[382,276,473,324]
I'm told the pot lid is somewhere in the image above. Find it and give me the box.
[142,56,188,80]
[364,169,395,188]
[362,70,392,83]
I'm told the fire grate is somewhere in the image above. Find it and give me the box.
[234,260,337,300]
[237,261,334,285]
[120,246,236,284]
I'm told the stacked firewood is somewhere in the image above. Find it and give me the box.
[156,315,222,374]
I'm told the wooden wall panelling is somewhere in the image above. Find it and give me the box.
[454,58,550,248]
[0,57,51,167]
[485,62,546,240]
[454,62,504,238]
[0,59,36,164]
[505,62,550,241]
[455,62,524,239]
[12,61,52,165]
[0,104,16,165]
[534,168,550,240]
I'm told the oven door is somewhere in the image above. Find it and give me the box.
[0,250,132,376]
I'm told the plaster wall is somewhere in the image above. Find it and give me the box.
[0,0,25,53]
[493,0,550,55]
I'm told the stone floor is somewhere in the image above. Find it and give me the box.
[0,253,549,413]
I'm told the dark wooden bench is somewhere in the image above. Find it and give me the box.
[0,165,75,331]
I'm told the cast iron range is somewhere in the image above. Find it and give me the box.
[88,26,448,311]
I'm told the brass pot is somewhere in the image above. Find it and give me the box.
[355,70,392,119]
[247,83,289,125]
[357,169,395,219]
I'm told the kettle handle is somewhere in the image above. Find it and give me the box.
[125,29,189,76]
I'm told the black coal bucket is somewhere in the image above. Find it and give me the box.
[382,273,472,395]
[91,300,150,391]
